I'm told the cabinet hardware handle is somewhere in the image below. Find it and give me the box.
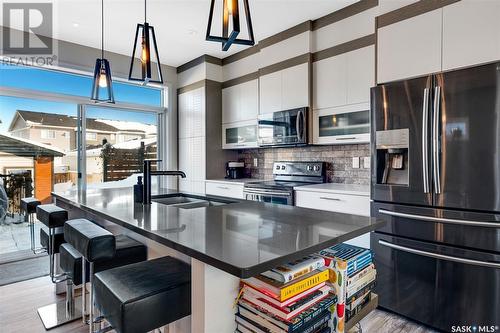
[379,209,499,228]
[320,197,341,201]
[217,186,230,190]
[378,240,500,269]
[335,137,357,140]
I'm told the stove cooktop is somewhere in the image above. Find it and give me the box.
[244,180,317,191]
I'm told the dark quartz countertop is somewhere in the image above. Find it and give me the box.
[53,187,384,278]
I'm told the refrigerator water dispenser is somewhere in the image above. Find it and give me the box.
[376,129,409,186]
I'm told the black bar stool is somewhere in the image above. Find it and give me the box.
[63,218,148,333]
[36,204,68,283]
[37,232,147,330]
[20,197,42,253]
[93,256,191,333]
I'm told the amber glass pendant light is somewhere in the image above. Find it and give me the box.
[91,0,114,103]
[128,0,163,85]
[206,0,255,51]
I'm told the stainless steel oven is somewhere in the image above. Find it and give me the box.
[258,107,307,147]
[243,187,294,206]
[243,162,326,206]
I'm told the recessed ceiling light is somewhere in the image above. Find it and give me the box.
[72,23,79,27]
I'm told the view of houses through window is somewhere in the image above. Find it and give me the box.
[0,63,164,255]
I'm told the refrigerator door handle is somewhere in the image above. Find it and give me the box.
[432,86,442,194]
[379,209,499,228]
[378,240,500,269]
[422,88,430,193]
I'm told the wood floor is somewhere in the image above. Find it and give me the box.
[0,277,437,333]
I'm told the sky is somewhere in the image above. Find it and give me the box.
[0,63,160,133]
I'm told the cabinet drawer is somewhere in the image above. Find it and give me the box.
[295,191,370,216]
[206,182,244,199]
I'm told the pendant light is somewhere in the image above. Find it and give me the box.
[128,0,163,84]
[91,0,115,103]
[206,0,255,51]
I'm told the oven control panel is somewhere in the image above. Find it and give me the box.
[273,162,325,177]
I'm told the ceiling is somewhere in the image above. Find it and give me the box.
[2,0,358,67]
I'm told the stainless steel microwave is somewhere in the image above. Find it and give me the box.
[258,107,307,147]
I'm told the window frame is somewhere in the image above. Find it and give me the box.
[0,61,168,190]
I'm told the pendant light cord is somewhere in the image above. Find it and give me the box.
[101,0,104,60]
[144,0,147,22]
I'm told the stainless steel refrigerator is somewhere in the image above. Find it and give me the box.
[370,61,500,332]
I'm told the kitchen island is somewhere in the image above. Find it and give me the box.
[53,187,385,333]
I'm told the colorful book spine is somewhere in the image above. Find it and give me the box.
[238,293,337,333]
[346,264,374,287]
[346,281,376,305]
[346,269,376,297]
[261,255,326,283]
[279,269,330,301]
[236,311,331,333]
[319,244,373,277]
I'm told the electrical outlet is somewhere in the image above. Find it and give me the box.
[363,157,371,169]
[352,157,360,169]
[253,158,258,167]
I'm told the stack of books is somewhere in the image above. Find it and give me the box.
[237,255,337,333]
[319,244,376,333]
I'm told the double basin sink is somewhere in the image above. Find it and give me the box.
[151,193,236,210]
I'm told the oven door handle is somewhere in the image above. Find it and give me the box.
[378,240,500,269]
[379,209,499,228]
[244,189,292,197]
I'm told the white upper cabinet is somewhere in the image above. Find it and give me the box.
[313,46,374,110]
[239,80,259,121]
[442,0,500,71]
[347,46,375,105]
[259,71,282,114]
[314,54,348,109]
[377,9,442,83]
[259,63,309,114]
[282,63,309,110]
[222,85,239,124]
[222,79,259,124]
[178,87,205,138]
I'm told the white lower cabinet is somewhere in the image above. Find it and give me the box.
[205,181,244,199]
[295,190,371,248]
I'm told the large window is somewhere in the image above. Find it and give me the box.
[0,62,165,254]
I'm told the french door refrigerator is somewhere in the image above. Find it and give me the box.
[371,61,500,332]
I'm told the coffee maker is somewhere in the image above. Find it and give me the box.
[225,161,245,179]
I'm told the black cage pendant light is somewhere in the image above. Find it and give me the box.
[128,0,163,85]
[91,0,114,103]
[206,0,255,51]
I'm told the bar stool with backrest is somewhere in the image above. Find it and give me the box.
[21,197,42,254]
[37,219,148,330]
[93,256,191,333]
[63,218,149,333]
[36,204,68,282]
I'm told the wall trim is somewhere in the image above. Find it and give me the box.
[259,53,311,77]
[377,0,460,28]
[312,34,376,62]
[222,71,259,89]
[177,79,206,94]
[312,0,379,31]
[222,45,261,66]
[258,21,312,50]
[176,54,222,74]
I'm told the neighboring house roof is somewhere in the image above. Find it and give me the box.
[0,133,65,157]
[9,110,119,133]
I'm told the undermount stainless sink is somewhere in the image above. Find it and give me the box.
[151,193,234,209]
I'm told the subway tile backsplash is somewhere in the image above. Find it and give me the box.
[238,144,370,185]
